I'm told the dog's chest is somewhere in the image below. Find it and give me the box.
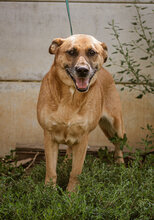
[48,103,90,145]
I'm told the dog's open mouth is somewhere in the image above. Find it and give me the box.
[65,66,95,92]
[75,77,89,92]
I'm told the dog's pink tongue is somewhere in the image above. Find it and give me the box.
[76,78,89,89]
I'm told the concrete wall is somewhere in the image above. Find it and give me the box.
[0,0,154,156]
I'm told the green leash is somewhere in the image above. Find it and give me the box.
[65,0,73,35]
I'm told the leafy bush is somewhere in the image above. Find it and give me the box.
[106,5,154,98]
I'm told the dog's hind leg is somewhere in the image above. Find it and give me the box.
[62,146,72,165]
[66,146,72,160]
[99,113,124,163]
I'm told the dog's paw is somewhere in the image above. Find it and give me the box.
[66,177,79,192]
[115,157,125,164]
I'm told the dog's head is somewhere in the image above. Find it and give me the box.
[49,34,108,92]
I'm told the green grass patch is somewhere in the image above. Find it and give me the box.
[0,151,153,220]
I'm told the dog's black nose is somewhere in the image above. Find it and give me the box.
[75,66,89,77]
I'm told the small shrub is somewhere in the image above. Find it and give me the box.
[106,5,154,98]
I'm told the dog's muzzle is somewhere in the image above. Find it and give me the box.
[65,65,97,92]
[74,66,90,91]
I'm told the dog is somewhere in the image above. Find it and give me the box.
[37,34,124,192]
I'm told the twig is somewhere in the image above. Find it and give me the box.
[24,152,39,171]
[11,158,32,167]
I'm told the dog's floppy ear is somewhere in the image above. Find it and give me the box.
[49,38,65,54]
[101,42,108,63]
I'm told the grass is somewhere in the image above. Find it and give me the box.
[0,149,153,220]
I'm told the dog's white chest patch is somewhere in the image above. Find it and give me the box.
[69,87,75,96]
[54,132,77,146]
[50,117,88,146]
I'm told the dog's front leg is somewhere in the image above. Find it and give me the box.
[44,130,58,187]
[67,135,88,192]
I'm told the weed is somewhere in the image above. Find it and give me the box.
[140,124,154,152]
[106,5,154,98]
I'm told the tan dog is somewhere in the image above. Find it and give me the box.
[37,34,124,192]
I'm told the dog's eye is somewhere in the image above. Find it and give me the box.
[88,49,97,56]
[66,48,78,56]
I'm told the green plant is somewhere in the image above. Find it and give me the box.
[0,149,153,219]
[0,150,24,184]
[110,133,128,151]
[106,5,154,98]
[97,146,114,163]
[140,124,154,152]
[57,154,72,190]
